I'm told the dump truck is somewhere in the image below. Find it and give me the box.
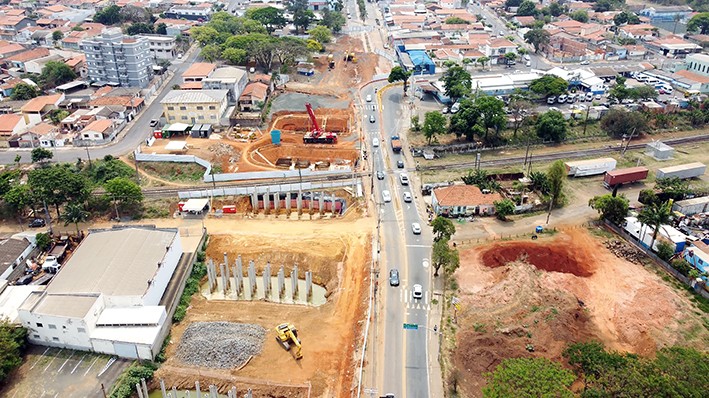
[603,166,649,188]
[391,135,402,153]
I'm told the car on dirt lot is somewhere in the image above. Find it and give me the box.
[411,222,421,234]
[397,160,404,168]
[412,284,423,299]
[389,269,400,286]
[28,218,45,228]
[376,170,385,180]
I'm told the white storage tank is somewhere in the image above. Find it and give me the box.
[565,158,617,177]
[656,162,706,180]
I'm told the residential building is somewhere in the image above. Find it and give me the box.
[79,119,117,141]
[20,93,64,126]
[161,89,229,125]
[138,34,177,61]
[182,63,216,83]
[639,6,693,22]
[165,5,213,21]
[545,31,587,61]
[202,66,248,103]
[646,36,701,58]
[0,15,34,36]
[3,47,50,73]
[18,227,182,359]
[480,38,517,65]
[239,82,269,112]
[683,53,709,76]
[0,114,28,147]
[0,235,35,281]
[80,28,153,88]
[431,185,503,217]
[619,24,656,41]
[671,70,709,93]
[154,18,195,37]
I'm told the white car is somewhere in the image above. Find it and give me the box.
[412,284,423,299]
[403,192,412,202]
[372,137,380,147]
[411,222,421,234]
[580,60,590,65]
[382,190,391,203]
[399,173,409,185]
[366,94,372,102]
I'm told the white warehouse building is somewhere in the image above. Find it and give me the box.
[18,227,182,359]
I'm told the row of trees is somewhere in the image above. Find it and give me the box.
[483,342,709,397]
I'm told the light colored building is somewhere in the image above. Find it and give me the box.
[80,28,153,88]
[79,119,117,141]
[182,62,216,83]
[639,6,693,22]
[480,38,517,65]
[161,89,229,125]
[138,34,177,61]
[0,114,28,147]
[0,235,36,281]
[18,227,182,359]
[203,66,248,103]
[431,185,503,217]
[683,53,709,77]
[20,93,64,126]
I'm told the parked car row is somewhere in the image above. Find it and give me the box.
[547,92,602,105]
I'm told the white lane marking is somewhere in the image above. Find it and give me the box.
[425,291,429,305]
[406,245,431,248]
[71,354,86,374]
[57,351,74,373]
[30,347,52,370]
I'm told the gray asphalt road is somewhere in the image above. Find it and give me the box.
[0,46,200,165]
[364,81,432,396]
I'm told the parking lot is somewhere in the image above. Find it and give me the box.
[0,346,129,398]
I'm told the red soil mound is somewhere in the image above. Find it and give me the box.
[480,241,593,277]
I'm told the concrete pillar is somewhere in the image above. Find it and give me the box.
[172,386,177,398]
[220,263,227,294]
[232,265,239,295]
[224,260,230,293]
[309,193,314,211]
[141,378,149,398]
[195,381,201,397]
[332,193,337,214]
[263,189,270,212]
[246,388,253,398]
[248,260,256,295]
[291,264,298,299]
[206,259,213,292]
[305,271,312,299]
[319,191,325,214]
[236,255,243,293]
[274,191,280,211]
[160,379,167,398]
[278,265,285,298]
[251,192,258,213]
[264,262,271,295]
[186,391,192,398]
[297,190,302,213]
[286,191,292,212]
[211,384,218,398]
[231,386,237,398]
[136,383,144,398]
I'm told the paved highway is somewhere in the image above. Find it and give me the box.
[0,46,201,164]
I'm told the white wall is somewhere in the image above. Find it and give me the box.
[143,234,183,306]
[19,310,93,350]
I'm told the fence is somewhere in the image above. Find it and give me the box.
[177,179,361,199]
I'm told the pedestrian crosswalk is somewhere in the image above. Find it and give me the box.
[363,104,377,111]
[399,288,431,311]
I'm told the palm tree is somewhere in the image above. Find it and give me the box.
[62,203,89,235]
[637,201,673,251]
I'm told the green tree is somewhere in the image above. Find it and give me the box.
[94,4,121,25]
[629,85,658,101]
[474,95,507,142]
[516,1,537,16]
[155,23,167,35]
[52,30,63,42]
[546,160,566,223]
[688,12,709,34]
[445,16,470,24]
[637,201,673,251]
[505,0,523,7]
[191,26,221,46]
[293,8,315,33]
[432,239,460,277]
[320,7,345,33]
[431,216,456,242]
[422,111,447,144]
[221,47,247,65]
[536,110,567,142]
[656,241,675,261]
[504,52,517,63]
[308,25,332,45]
[35,232,52,251]
[85,157,135,184]
[48,109,69,124]
[29,165,90,218]
[31,147,53,163]
[246,6,286,34]
[524,28,550,53]
[104,177,143,213]
[200,44,222,62]
[529,171,550,194]
[0,319,27,384]
[588,194,629,225]
[442,66,472,101]
[388,66,412,94]
[600,109,648,138]
[40,61,76,89]
[570,10,588,22]
[410,115,421,132]
[614,10,640,26]
[548,2,564,17]
[61,203,89,235]
[594,0,615,12]
[449,98,479,140]
[494,199,516,220]
[529,75,568,97]
[125,22,154,35]
[3,184,32,218]
[476,56,490,70]
[507,95,532,137]
[10,82,39,100]
[483,357,575,398]
[563,341,630,389]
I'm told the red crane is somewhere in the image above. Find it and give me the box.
[303,103,337,144]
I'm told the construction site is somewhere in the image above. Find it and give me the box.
[153,218,372,397]
[448,227,709,397]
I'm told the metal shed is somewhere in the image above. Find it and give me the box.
[645,141,674,160]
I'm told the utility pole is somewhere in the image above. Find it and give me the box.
[622,128,637,156]
[43,199,52,235]
[582,102,591,135]
[85,146,92,168]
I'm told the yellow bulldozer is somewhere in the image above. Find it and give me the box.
[275,323,302,360]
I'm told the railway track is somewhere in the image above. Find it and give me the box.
[420,134,709,171]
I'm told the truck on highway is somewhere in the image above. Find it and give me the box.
[603,166,649,188]
[391,135,402,153]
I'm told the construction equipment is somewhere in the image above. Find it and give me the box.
[344,51,357,63]
[275,323,302,360]
[327,53,335,69]
[303,103,338,144]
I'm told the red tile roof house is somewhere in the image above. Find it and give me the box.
[78,119,117,142]
[0,113,27,147]
[20,93,64,126]
[431,185,503,217]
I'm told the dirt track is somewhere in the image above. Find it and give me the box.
[155,220,372,397]
[452,227,709,397]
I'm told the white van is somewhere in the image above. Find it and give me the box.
[558,94,567,103]
[450,102,460,113]
[372,137,380,147]
[523,54,531,61]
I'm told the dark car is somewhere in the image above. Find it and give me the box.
[397,160,404,168]
[15,274,33,285]
[28,218,45,228]
[389,269,400,287]
[376,170,385,180]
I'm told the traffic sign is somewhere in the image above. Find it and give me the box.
[403,323,419,330]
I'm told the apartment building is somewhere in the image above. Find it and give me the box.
[80,28,153,88]
[138,34,177,61]
[161,89,229,126]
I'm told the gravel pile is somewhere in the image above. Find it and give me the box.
[176,322,266,369]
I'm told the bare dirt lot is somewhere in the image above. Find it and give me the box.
[451,227,709,397]
[154,220,372,397]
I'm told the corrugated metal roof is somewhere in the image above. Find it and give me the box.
[161,89,228,104]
